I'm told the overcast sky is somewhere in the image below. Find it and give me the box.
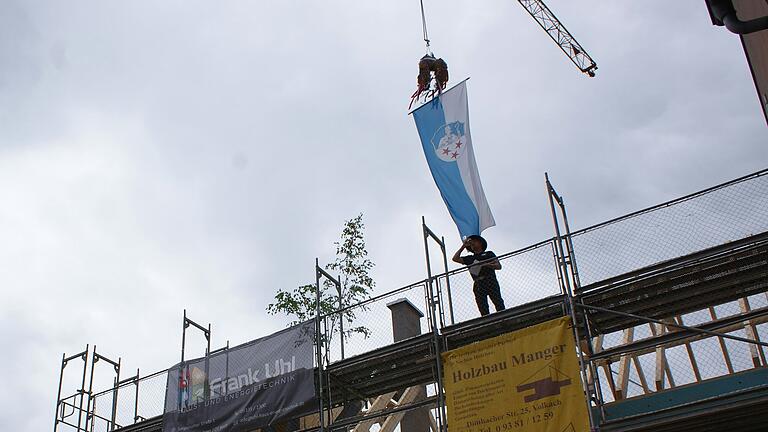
[0,1,766,430]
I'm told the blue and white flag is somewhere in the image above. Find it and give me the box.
[412,81,495,238]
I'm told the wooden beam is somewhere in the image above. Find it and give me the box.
[630,354,650,395]
[614,327,635,400]
[709,307,735,374]
[651,322,665,391]
[352,391,397,432]
[659,320,677,389]
[590,334,617,400]
[429,411,438,432]
[650,320,676,391]
[739,297,766,367]
[602,360,617,401]
[676,316,702,382]
[378,387,420,432]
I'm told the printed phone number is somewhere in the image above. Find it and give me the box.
[489,411,554,431]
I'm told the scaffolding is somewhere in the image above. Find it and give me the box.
[54,168,768,432]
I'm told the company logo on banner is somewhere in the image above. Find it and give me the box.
[163,321,316,432]
[443,317,589,432]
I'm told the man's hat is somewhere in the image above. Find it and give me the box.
[466,235,487,251]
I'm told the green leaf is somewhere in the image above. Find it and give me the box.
[265,213,376,350]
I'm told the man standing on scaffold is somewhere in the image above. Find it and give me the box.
[453,235,505,316]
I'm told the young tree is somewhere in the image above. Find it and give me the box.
[266,214,375,353]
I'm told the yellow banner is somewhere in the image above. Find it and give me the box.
[443,316,590,432]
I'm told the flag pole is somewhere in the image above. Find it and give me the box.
[407,76,471,116]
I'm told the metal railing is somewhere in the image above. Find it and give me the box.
[321,280,430,364]
[86,370,167,432]
[434,239,561,326]
[318,238,564,365]
[571,169,768,286]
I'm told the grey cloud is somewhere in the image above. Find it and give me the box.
[0,1,765,430]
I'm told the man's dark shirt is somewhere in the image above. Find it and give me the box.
[461,251,499,282]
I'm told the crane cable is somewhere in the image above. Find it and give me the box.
[420,0,432,54]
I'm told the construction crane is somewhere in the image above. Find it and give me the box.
[410,0,597,106]
[517,0,597,77]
